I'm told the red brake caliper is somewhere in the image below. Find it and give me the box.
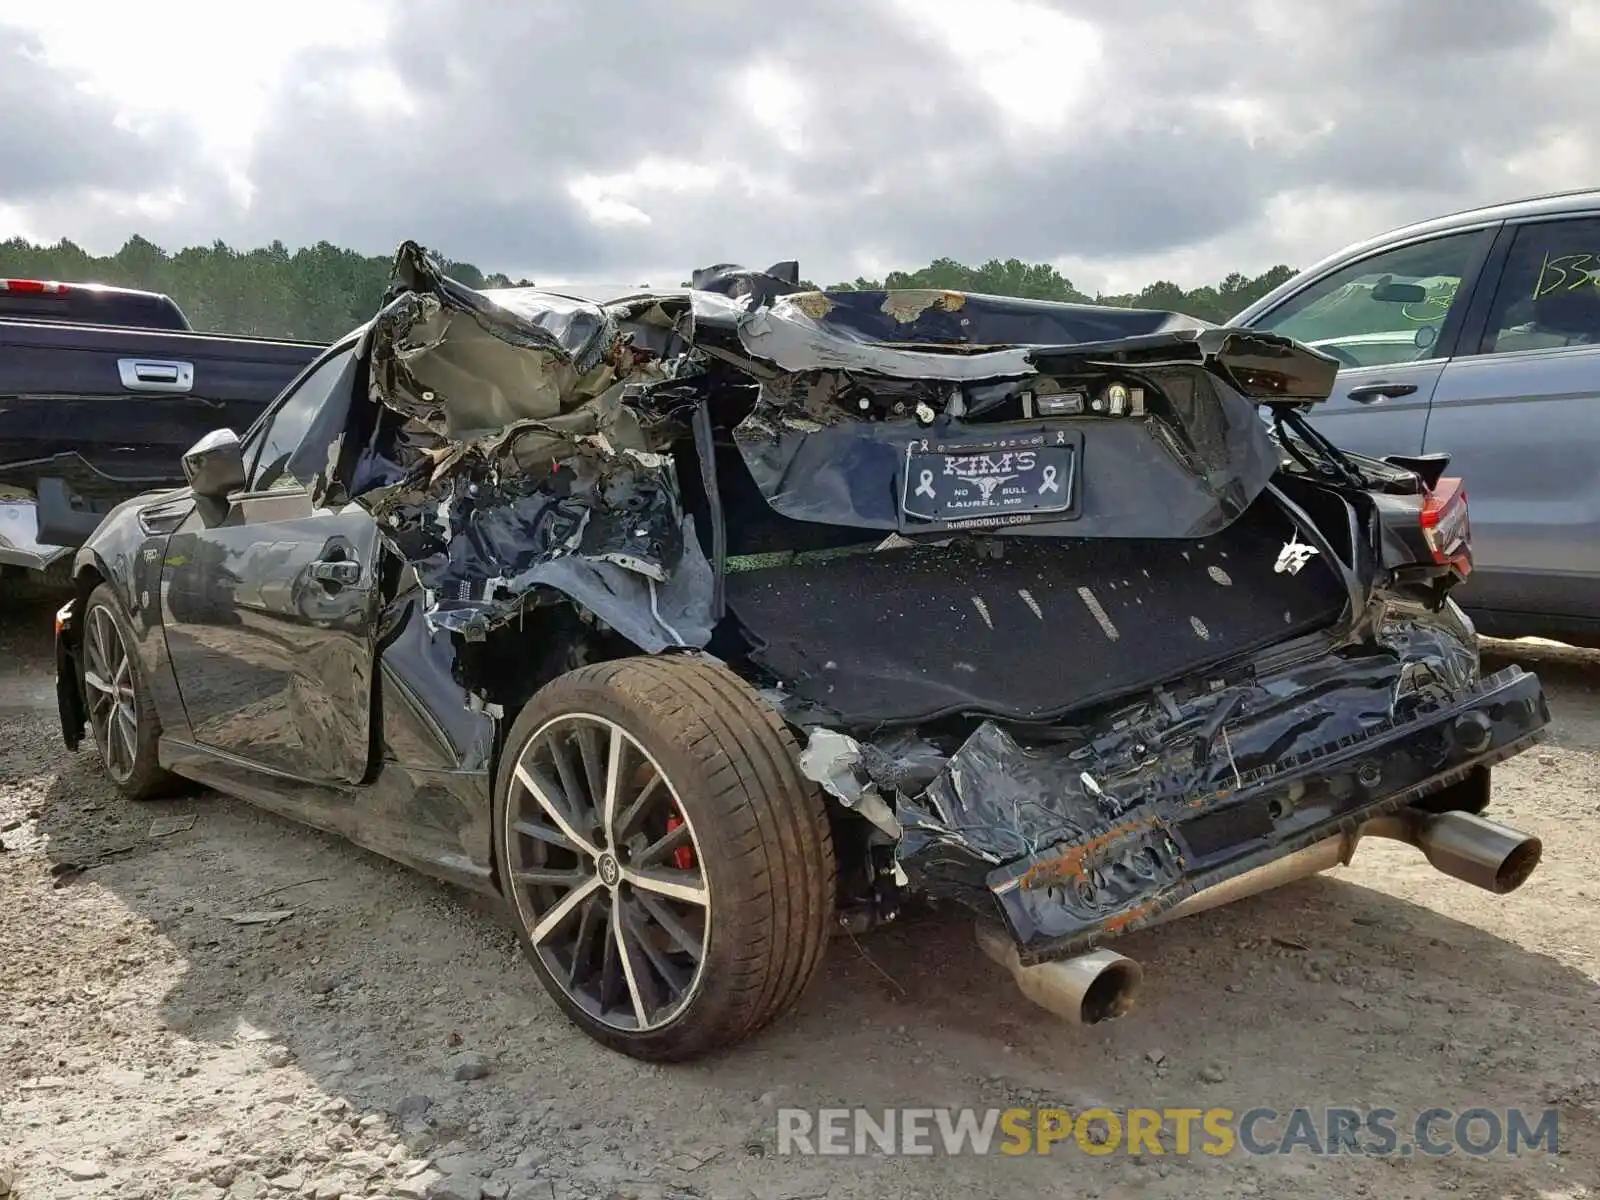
[665,811,695,869]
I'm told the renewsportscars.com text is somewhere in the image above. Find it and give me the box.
[776,1106,1560,1158]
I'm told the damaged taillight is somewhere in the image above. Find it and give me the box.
[1369,471,1473,598]
[1420,477,1471,575]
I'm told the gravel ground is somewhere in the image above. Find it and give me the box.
[2,596,1598,1200]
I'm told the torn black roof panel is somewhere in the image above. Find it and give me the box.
[752,288,1204,349]
[694,284,1336,396]
[383,246,1337,398]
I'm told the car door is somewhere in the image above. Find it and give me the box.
[1243,226,1499,459]
[161,341,381,795]
[1421,212,1600,622]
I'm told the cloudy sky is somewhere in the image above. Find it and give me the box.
[2,0,1597,295]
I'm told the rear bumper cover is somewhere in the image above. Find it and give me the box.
[0,453,176,561]
[986,663,1547,964]
[0,497,71,571]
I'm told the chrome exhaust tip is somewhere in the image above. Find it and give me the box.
[971,810,1539,1028]
[1360,808,1542,894]
[976,923,1142,1025]
[1407,809,1542,894]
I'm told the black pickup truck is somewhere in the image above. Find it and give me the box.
[0,278,324,592]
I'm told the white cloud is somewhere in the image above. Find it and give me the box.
[0,202,38,243]
[0,0,1595,294]
[568,158,729,228]
[894,0,1103,137]
[732,62,811,156]
[0,0,388,203]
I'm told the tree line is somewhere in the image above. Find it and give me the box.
[0,235,1296,342]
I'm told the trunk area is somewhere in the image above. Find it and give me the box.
[698,436,1349,725]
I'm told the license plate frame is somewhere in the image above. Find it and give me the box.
[899,427,1082,527]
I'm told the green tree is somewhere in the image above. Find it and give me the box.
[0,235,490,342]
[0,236,1301,338]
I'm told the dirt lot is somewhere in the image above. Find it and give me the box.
[2,597,1598,1200]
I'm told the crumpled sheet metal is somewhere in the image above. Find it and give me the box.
[691,286,1220,382]
[374,442,715,649]
[351,242,709,644]
[892,722,1111,897]
[730,380,1278,537]
[692,289,1036,382]
[699,288,1309,539]
[796,728,903,839]
[378,241,634,441]
[693,285,1336,398]
[881,611,1483,913]
[346,244,1335,646]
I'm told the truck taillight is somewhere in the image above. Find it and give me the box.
[1420,476,1470,573]
[0,279,66,294]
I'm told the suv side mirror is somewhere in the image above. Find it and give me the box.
[182,429,246,500]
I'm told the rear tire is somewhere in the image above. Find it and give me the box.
[493,655,836,1061]
[81,584,175,801]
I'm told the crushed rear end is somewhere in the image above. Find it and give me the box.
[332,246,1551,1025]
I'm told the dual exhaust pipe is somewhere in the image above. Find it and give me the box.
[981,808,1541,1027]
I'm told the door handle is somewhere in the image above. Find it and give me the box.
[309,559,361,586]
[1346,381,1418,404]
[118,358,194,393]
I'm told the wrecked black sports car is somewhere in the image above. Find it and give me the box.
[55,242,1550,1060]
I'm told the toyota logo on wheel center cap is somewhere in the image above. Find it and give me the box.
[597,853,621,887]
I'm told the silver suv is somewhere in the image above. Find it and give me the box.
[1232,188,1600,647]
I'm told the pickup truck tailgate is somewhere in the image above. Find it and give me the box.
[0,319,324,549]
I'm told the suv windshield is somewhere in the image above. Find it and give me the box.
[1250,232,1480,368]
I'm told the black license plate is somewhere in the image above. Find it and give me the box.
[900,431,1080,525]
